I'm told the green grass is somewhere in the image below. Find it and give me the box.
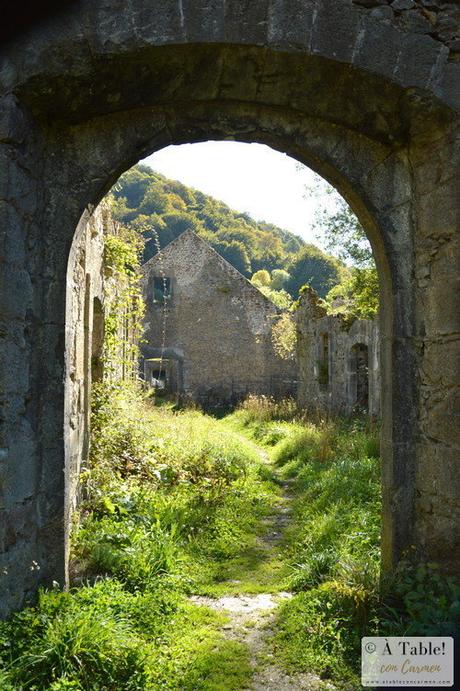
[224,406,382,687]
[0,384,271,690]
[229,403,459,687]
[1,389,458,689]
[0,581,252,690]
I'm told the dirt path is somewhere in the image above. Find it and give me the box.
[191,458,336,690]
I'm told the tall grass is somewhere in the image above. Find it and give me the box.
[2,391,457,690]
[237,394,299,423]
[272,419,382,685]
[231,399,459,687]
[0,383,271,690]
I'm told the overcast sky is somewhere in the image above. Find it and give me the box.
[142,141,335,248]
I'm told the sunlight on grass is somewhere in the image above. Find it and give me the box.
[1,389,457,690]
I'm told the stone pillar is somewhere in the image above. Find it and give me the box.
[411,121,460,572]
[0,97,67,615]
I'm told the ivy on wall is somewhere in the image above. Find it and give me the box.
[102,218,145,380]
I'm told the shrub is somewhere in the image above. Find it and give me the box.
[237,395,299,424]
[0,584,150,690]
[380,562,460,637]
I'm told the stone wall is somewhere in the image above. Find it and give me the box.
[141,230,297,406]
[351,0,459,55]
[64,205,105,531]
[65,204,140,531]
[0,0,458,616]
[296,287,380,417]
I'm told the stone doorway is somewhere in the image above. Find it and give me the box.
[1,2,458,615]
[351,343,369,412]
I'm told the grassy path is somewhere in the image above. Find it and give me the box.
[1,393,385,690]
[190,439,336,691]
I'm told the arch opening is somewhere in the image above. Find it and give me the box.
[64,123,398,580]
[7,28,457,624]
[351,342,370,412]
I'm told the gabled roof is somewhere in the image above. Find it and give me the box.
[141,229,282,311]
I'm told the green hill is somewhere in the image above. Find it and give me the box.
[110,164,345,298]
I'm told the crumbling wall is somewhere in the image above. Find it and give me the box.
[141,230,297,406]
[64,204,139,538]
[64,207,104,522]
[0,0,458,617]
[296,287,380,417]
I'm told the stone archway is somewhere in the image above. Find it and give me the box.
[0,1,458,616]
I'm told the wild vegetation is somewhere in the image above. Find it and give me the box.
[0,165,448,689]
[306,174,380,319]
[2,391,457,689]
[0,385,270,690]
[111,164,345,298]
[102,221,145,378]
[110,163,381,318]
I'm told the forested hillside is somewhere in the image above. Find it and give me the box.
[111,164,345,298]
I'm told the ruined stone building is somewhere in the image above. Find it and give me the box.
[141,230,297,406]
[2,0,458,616]
[296,287,380,418]
[65,205,139,530]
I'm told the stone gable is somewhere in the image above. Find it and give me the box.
[141,230,297,405]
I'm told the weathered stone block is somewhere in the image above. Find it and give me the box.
[371,6,395,19]
[391,0,415,10]
[223,0,269,44]
[311,0,361,63]
[182,1,225,42]
[437,61,460,111]
[400,8,434,33]
[267,0,314,49]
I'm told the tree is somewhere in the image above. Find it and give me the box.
[315,201,374,268]
[212,240,252,276]
[162,212,203,240]
[270,269,290,290]
[303,173,374,269]
[257,286,292,310]
[139,187,171,216]
[113,166,153,208]
[285,245,345,299]
[110,163,319,278]
[251,270,271,287]
[325,268,379,320]
[301,170,379,314]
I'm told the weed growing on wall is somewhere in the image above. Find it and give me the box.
[271,311,297,360]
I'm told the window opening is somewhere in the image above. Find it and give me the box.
[153,276,171,303]
[319,333,330,391]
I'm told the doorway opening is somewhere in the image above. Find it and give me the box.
[351,342,369,411]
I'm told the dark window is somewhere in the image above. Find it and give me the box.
[352,343,369,410]
[91,297,104,383]
[318,333,330,391]
[153,277,171,303]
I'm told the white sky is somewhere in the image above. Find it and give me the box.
[142,141,335,248]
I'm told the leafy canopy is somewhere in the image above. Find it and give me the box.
[111,164,344,300]
[301,170,380,316]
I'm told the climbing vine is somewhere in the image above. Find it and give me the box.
[102,222,145,379]
[271,311,297,360]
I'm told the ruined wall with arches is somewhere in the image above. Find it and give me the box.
[296,287,380,417]
[0,0,458,616]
